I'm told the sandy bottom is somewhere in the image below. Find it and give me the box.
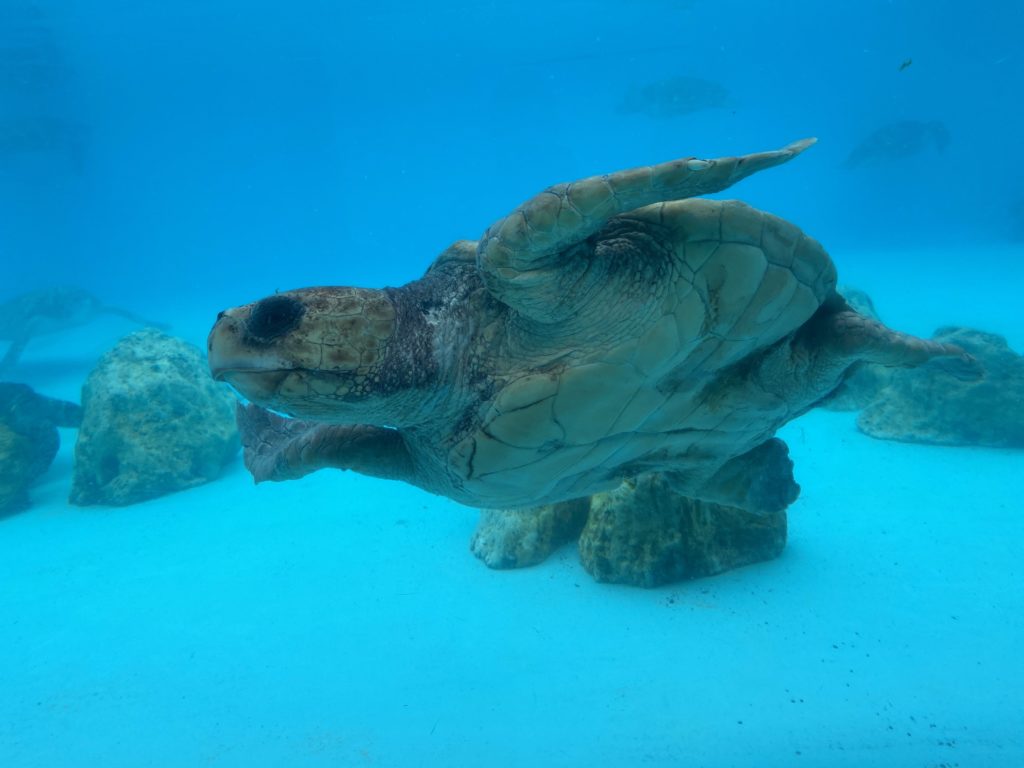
[2,247,1023,767]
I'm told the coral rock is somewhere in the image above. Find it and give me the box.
[71,330,239,506]
[471,499,590,569]
[857,327,1024,448]
[578,475,787,588]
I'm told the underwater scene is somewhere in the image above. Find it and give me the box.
[1,0,1022,765]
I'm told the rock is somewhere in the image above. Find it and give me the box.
[471,498,589,569]
[472,469,791,588]
[578,475,787,588]
[0,382,81,515]
[70,329,239,506]
[821,286,894,411]
[0,423,42,515]
[857,327,1024,448]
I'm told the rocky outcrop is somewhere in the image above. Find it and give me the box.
[470,499,590,569]
[471,473,789,587]
[0,383,81,515]
[857,327,1024,448]
[821,290,1024,448]
[71,330,239,506]
[579,476,787,587]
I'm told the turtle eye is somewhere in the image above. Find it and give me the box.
[247,295,305,341]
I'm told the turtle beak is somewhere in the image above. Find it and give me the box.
[208,309,298,407]
[208,293,312,382]
[207,309,249,381]
[207,308,289,380]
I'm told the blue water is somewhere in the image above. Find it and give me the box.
[4,0,1023,303]
[2,1,1023,766]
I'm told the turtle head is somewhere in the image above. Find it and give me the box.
[208,286,435,425]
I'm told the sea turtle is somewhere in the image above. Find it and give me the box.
[843,120,950,168]
[0,286,168,372]
[617,76,731,119]
[0,116,90,173]
[208,139,969,515]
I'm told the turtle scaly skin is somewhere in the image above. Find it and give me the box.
[208,140,968,514]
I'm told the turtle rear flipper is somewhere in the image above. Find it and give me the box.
[743,299,981,413]
[478,138,816,321]
[806,305,980,377]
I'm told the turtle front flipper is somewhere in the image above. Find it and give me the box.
[237,403,416,485]
[478,138,815,320]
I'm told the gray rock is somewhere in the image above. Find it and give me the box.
[578,475,787,588]
[0,382,81,515]
[71,330,239,506]
[857,327,1024,448]
[471,499,589,569]
[472,462,792,588]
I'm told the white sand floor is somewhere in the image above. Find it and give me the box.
[1,406,1022,768]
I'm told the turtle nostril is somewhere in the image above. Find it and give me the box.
[216,310,226,321]
[247,295,305,342]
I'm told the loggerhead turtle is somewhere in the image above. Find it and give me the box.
[843,120,950,169]
[208,139,969,515]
